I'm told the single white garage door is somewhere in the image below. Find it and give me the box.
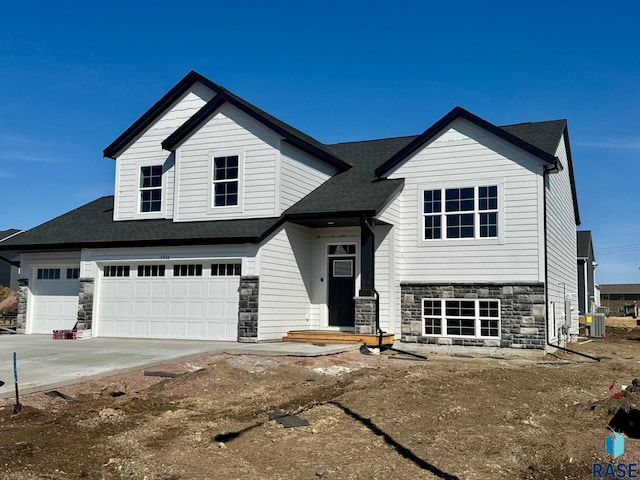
[30,267,80,334]
[98,262,240,340]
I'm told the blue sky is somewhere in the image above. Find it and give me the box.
[0,1,638,284]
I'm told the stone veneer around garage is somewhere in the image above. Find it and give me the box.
[238,276,259,342]
[401,283,546,349]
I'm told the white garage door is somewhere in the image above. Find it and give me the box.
[98,262,240,340]
[30,267,80,334]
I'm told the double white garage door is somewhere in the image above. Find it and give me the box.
[29,262,241,341]
[98,263,241,341]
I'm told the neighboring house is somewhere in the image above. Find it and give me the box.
[0,229,21,290]
[600,284,640,317]
[576,230,598,315]
[0,71,581,350]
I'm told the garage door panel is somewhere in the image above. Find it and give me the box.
[31,269,80,334]
[99,264,240,340]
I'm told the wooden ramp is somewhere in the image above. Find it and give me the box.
[283,330,394,346]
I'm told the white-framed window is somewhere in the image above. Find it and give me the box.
[173,264,203,277]
[212,155,239,207]
[37,268,61,280]
[139,165,162,213]
[104,265,131,277]
[137,265,165,277]
[211,263,241,276]
[422,298,500,338]
[423,185,499,240]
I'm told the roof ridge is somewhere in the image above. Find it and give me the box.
[500,118,567,128]
[327,134,418,147]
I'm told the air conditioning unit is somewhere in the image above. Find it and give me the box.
[585,313,605,338]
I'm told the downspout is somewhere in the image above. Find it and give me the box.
[543,160,600,362]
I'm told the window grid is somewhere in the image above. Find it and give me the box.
[213,155,239,207]
[37,268,61,280]
[173,264,203,277]
[211,263,241,276]
[140,165,162,212]
[66,268,80,279]
[422,298,500,338]
[137,265,166,277]
[423,185,499,240]
[104,265,131,277]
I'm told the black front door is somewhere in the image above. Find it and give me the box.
[328,257,355,327]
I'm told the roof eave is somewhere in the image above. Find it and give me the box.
[103,71,224,159]
[161,93,350,172]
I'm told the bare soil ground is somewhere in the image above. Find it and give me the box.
[2,328,640,480]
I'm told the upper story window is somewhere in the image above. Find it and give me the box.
[140,165,162,212]
[423,185,498,240]
[212,155,239,207]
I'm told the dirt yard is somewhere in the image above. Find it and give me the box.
[2,327,640,480]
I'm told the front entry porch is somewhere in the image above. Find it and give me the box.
[283,330,394,346]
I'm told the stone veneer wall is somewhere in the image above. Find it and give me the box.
[401,283,546,349]
[355,296,376,334]
[238,276,259,342]
[76,278,94,330]
[16,278,28,333]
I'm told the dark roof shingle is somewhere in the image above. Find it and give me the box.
[0,197,281,251]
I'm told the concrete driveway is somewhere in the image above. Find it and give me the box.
[0,335,355,399]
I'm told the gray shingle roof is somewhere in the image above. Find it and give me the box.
[500,120,567,157]
[0,197,282,251]
[0,229,20,240]
[285,136,414,216]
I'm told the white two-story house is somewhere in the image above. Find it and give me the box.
[0,71,580,350]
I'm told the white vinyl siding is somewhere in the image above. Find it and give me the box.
[174,103,281,221]
[258,224,313,340]
[280,143,336,210]
[373,224,394,333]
[114,82,215,221]
[546,134,579,340]
[378,194,402,335]
[386,118,546,283]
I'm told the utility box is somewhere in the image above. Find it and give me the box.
[585,313,605,338]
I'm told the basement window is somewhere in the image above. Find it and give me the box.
[422,298,500,338]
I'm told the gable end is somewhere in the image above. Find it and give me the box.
[374,106,559,178]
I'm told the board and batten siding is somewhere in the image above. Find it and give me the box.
[386,118,547,283]
[258,223,313,340]
[279,142,336,210]
[545,134,579,340]
[174,103,282,221]
[113,82,216,221]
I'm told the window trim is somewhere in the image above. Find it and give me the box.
[421,298,501,339]
[138,164,163,214]
[417,181,504,246]
[208,150,244,214]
